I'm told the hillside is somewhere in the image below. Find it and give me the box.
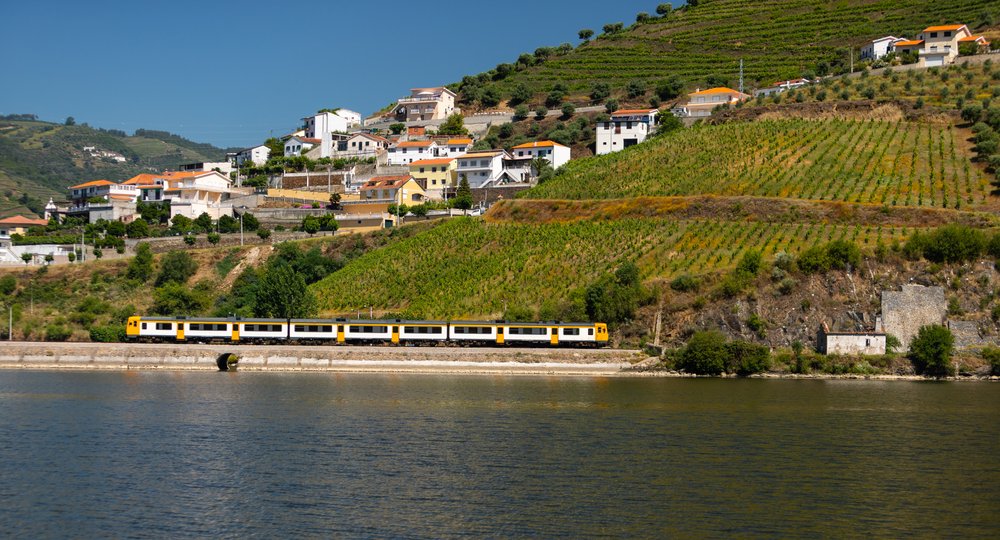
[0,117,234,214]
[457,0,996,106]
[524,111,991,209]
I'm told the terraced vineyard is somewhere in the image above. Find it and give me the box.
[481,0,992,95]
[526,118,990,209]
[310,217,914,319]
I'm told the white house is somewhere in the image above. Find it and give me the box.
[456,150,511,188]
[161,171,244,219]
[284,136,320,157]
[178,161,233,175]
[230,145,270,167]
[674,88,750,118]
[387,140,438,165]
[332,133,389,158]
[304,110,359,138]
[817,323,887,356]
[394,87,458,122]
[753,78,812,98]
[510,140,571,170]
[916,24,972,67]
[439,138,473,157]
[860,36,902,61]
[596,109,658,156]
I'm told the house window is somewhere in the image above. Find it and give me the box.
[944,31,951,37]
[419,168,425,173]
[930,32,938,38]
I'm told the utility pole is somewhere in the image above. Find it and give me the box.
[7,304,11,342]
[849,47,854,74]
[739,58,744,95]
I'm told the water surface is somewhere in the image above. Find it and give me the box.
[0,372,996,537]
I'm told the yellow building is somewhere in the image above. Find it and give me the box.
[409,158,457,198]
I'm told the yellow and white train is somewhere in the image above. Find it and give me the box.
[126,316,610,347]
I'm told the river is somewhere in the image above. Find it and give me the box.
[0,371,996,537]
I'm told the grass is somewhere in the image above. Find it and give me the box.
[310,216,914,319]
[525,118,990,209]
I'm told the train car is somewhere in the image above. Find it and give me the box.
[235,319,289,342]
[343,320,395,343]
[127,316,183,341]
[289,319,342,342]
[398,320,449,343]
[497,322,609,347]
[448,321,500,345]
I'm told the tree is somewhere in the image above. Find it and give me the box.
[105,220,126,238]
[453,177,473,213]
[0,275,15,296]
[480,87,502,108]
[151,282,210,316]
[679,330,728,375]
[126,242,154,282]
[183,235,196,246]
[909,325,955,377]
[253,260,317,318]
[602,22,624,35]
[534,106,548,120]
[126,218,150,238]
[44,254,54,264]
[656,3,672,16]
[411,204,429,219]
[687,0,699,6]
[636,12,651,23]
[531,157,555,183]
[68,252,76,263]
[257,228,272,240]
[627,79,647,99]
[590,82,611,103]
[510,83,531,105]
[93,248,103,259]
[302,215,321,235]
[513,105,530,121]
[155,251,197,286]
[65,117,76,126]
[264,137,284,157]
[218,215,240,234]
[437,113,469,135]
[389,123,406,135]
[171,214,193,234]
[656,76,685,100]
[207,232,221,245]
[578,28,594,41]
[561,103,576,118]
[329,193,342,209]
[240,212,260,231]
[193,212,213,233]
[20,253,32,265]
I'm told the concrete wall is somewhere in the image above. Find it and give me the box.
[881,285,946,349]
[820,333,887,356]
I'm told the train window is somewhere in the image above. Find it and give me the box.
[405,326,444,334]
[190,324,227,331]
[392,326,399,334]
[563,328,580,336]
[497,327,503,335]
[155,323,172,331]
[588,329,594,336]
[323,326,332,333]
[351,326,388,333]
[141,323,147,330]
[510,327,546,335]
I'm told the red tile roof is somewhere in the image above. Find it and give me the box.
[396,140,434,148]
[894,39,924,47]
[923,24,967,33]
[361,175,413,191]
[511,140,567,149]
[69,179,114,190]
[688,87,747,97]
[0,215,48,226]
[410,158,456,166]
[611,109,658,116]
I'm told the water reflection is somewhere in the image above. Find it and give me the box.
[0,372,996,537]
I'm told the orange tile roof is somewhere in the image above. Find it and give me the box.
[410,158,456,166]
[69,179,115,190]
[893,40,924,47]
[361,176,412,191]
[923,24,966,33]
[511,140,567,149]
[296,137,321,144]
[109,194,135,201]
[611,109,658,115]
[688,87,746,97]
[446,138,472,145]
[958,35,989,43]
[396,140,434,148]
[0,215,48,226]
[122,173,158,185]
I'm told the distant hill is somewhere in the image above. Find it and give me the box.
[457,0,996,106]
[0,115,236,215]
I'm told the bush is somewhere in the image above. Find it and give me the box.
[798,240,862,273]
[982,346,1000,376]
[183,235,196,246]
[909,325,955,377]
[151,282,211,316]
[155,251,197,286]
[257,228,272,240]
[89,325,126,343]
[918,225,986,263]
[45,324,72,342]
[670,274,699,292]
[679,330,728,375]
[725,340,771,376]
[207,232,221,245]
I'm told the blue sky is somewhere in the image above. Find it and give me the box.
[0,0,674,148]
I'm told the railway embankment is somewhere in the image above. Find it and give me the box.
[0,342,640,375]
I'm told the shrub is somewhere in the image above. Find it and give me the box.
[885,334,902,354]
[669,274,699,292]
[257,228,272,240]
[981,346,1000,376]
[155,251,197,286]
[89,325,125,343]
[183,235,196,246]
[151,282,211,316]
[125,244,154,282]
[45,324,72,342]
[826,239,862,270]
[207,232,221,245]
[746,313,767,338]
[909,325,955,377]
[726,340,771,376]
[919,225,986,263]
[679,330,728,375]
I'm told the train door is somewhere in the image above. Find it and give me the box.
[391,326,400,344]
